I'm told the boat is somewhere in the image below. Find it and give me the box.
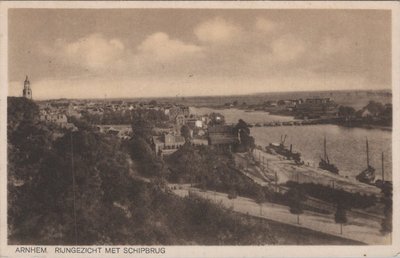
[318,137,339,174]
[374,152,393,189]
[356,138,376,184]
[267,135,302,164]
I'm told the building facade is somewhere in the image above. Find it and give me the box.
[295,98,338,119]
[152,133,185,156]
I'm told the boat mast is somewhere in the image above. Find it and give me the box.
[324,136,327,161]
[366,137,370,168]
[382,152,384,181]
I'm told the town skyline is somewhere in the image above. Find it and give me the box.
[8,9,391,99]
[10,77,393,101]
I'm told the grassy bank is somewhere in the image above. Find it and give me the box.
[243,215,365,245]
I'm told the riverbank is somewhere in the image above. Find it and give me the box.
[236,148,386,216]
[250,148,382,196]
[338,122,392,131]
[250,125,392,181]
[195,105,392,131]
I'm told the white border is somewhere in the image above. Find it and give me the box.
[0,1,399,257]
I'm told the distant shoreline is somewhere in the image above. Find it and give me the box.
[194,105,392,132]
[337,123,392,132]
[23,88,392,102]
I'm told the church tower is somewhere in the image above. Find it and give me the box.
[23,75,32,99]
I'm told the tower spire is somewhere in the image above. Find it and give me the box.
[23,75,32,100]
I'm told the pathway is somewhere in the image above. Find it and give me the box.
[170,185,389,245]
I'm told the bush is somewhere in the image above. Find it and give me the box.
[286,187,306,215]
[286,181,376,209]
[381,183,392,234]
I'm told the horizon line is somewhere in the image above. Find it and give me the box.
[8,87,392,102]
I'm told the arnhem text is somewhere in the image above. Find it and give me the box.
[15,246,166,254]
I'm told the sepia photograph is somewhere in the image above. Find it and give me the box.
[0,1,399,257]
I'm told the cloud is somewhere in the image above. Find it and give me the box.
[137,32,202,62]
[271,35,306,63]
[255,17,278,34]
[44,33,125,71]
[41,32,202,77]
[194,17,242,44]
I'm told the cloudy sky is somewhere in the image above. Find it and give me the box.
[8,8,391,99]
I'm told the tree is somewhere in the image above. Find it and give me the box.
[286,187,306,224]
[235,119,250,135]
[277,100,286,106]
[255,188,266,204]
[338,106,356,120]
[7,98,280,245]
[130,137,164,177]
[364,101,385,116]
[381,182,392,235]
[255,188,266,215]
[208,112,225,126]
[131,112,154,140]
[227,188,238,209]
[180,125,191,141]
[234,119,255,153]
[334,202,347,234]
[7,97,39,134]
[381,104,392,126]
[166,143,205,184]
[8,111,138,244]
[227,188,238,199]
[149,100,157,106]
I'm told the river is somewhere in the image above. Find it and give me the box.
[190,107,392,180]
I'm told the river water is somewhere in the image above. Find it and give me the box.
[190,107,392,180]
